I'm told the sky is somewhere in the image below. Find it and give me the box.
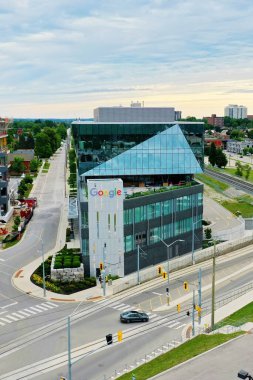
[0,0,253,119]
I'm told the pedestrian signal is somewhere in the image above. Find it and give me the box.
[183,281,188,291]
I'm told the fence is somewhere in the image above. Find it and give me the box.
[112,235,253,294]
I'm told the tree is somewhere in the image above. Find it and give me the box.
[30,158,39,172]
[208,143,217,166]
[215,149,228,168]
[10,157,25,174]
[235,161,243,176]
[244,164,251,180]
[34,133,52,158]
[248,129,253,139]
[205,228,212,240]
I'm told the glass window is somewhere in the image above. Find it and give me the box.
[163,200,172,215]
[155,202,161,218]
[147,203,155,219]
[125,235,133,252]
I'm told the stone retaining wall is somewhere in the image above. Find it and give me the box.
[50,254,84,282]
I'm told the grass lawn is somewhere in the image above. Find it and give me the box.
[215,302,253,328]
[3,239,20,249]
[195,174,229,192]
[117,333,242,380]
[206,165,253,183]
[220,195,253,217]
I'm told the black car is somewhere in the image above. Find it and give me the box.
[120,310,149,323]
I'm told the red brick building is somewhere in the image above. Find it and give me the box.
[204,114,224,128]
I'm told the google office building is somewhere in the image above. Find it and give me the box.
[72,118,204,277]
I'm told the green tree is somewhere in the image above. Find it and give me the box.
[208,143,217,166]
[205,228,212,240]
[244,164,251,180]
[30,158,39,172]
[34,133,52,158]
[215,149,228,168]
[10,157,25,174]
[235,161,243,176]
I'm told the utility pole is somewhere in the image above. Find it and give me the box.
[192,289,195,336]
[137,244,140,285]
[41,239,46,297]
[67,316,72,380]
[166,245,170,305]
[102,243,106,297]
[211,240,216,331]
[198,268,202,325]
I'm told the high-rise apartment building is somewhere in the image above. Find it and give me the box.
[224,104,247,119]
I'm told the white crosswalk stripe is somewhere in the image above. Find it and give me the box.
[23,308,37,315]
[3,315,19,322]
[0,302,59,327]
[17,311,33,317]
[116,305,131,311]
[33,305,49,311]
[0,317,13,324]
[12,313,26,319]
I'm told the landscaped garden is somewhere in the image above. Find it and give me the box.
[31,247,97,294]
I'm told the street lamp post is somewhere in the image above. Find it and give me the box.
[29,231,46,297]
[155,237,184,305]
[192,218,202,265]
[211,239,216,331]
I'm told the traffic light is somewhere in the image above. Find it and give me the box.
[99,262,103,270]
[195,305,202,315]
[162,271,167,279]
[177,304,181,313]
[183,281,188,291]
[158,266,162,275]
[186,310,190,316]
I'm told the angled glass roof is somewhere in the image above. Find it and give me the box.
[82,124,202,177]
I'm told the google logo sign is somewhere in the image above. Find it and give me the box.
[90,187,122,198]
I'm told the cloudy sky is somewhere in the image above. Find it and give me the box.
[1,0,253,118]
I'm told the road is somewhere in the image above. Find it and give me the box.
[151,333,253,380]
[1,243,253,379]
[1,145,253,379]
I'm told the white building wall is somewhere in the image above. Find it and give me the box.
[87,179,124,277]
[224,104,247,119]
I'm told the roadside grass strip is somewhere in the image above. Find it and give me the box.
[220,196,253,218]
[215,301,253,329]
[195,174,229,192]
[116,333,242,380]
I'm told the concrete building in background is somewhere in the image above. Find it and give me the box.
[224,104,247,119]
[72,116,204,278]
[94,102,182,123]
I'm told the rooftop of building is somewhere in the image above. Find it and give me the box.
[72,120,204,125]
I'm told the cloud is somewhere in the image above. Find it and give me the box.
[0,0,253,117]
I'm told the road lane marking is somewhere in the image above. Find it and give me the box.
[1,301,18,309]
[168,321,180,328]
[3,315,19,321]
[12,313,26,319]
[152,292,163,295]
[23,308,37,315]
[0,317,12,324]
[175,323,186,329]
[29,307,43,313]
[17,311,33,317]
[33,305,50,311]
[0,258,5,261]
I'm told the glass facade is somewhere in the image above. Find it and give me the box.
[72,121,204,175]
[81,125,202,177]
[124,216,202,253]
[124,193,200,225]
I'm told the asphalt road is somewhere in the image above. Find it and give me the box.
[151,333,253,380]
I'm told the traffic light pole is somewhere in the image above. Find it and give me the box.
[198,268,202,325]
[67,316,72,380]
[103,243,106,297]
[211,240,216,331]
[192,289,195,336]
[166,245,170,305]
[137,244,140,285]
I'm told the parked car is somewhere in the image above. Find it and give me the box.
[120,310,149,323]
